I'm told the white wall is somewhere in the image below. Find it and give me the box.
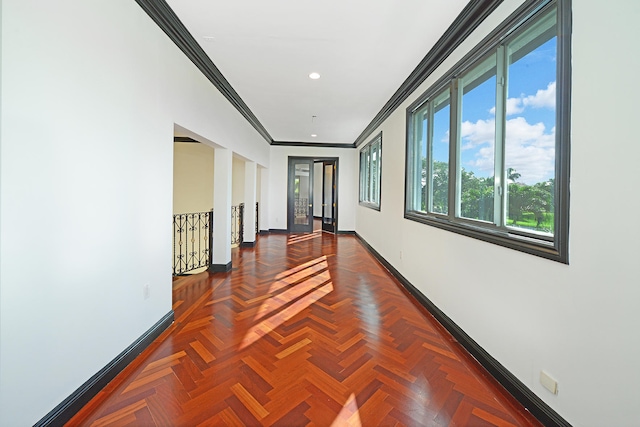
[232,156,245,206]
[173,142,214,214]
[355,1,640,426]
[0,0,269,425]
[268,146,357,232]
[259,166,270,233]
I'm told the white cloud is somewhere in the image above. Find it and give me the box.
[461,117,555,183]
[490,81,556,116]
[469,145,495,176]
[460,118,495,150]
[506,117,548,143]
[506,81,556,116]
[439,130,450,144]
[522,81,556,110]
[458,82,557,182]
[504,118,555,183]
[505,97,525,115]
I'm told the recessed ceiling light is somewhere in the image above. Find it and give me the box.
[203,36,215,42]
[309,72,321,80]
[311,134,317,138]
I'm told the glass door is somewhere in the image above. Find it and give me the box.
[322,161,337,233]
[288,157,314,233]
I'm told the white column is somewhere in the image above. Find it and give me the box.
[259,167,269,233]
[210,147,232,271]
[243,161,257,245]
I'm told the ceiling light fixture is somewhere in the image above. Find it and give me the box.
[311,134,317,138]
[309,72,321,80]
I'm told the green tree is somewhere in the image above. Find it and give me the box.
[420,164,553,232]
[507,167,521,182]
[529,181,553,230]
[420,159,449,214]
[507,182,527,224]
[432,161,449,214]
[507,174,554,232]
[461,168,494,221]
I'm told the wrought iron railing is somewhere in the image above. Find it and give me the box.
[255,202,259,234]
[231,203,244,246]
[173,203,257,273]
[173,210,212,276]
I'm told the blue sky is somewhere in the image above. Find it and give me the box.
[430,37,557,185]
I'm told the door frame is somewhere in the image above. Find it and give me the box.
[287,157,314,233]
[319,159,338,233]
[287,156,339,233]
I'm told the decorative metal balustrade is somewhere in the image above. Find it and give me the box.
[256,202,259,234]
[173,211,213,276]
[231,203,244,246]
[173,203,258,274]
[294,198,308,218]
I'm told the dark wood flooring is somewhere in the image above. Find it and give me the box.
[68,232,541,426]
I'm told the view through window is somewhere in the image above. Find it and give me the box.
[405,0,569,262]
[359,133,382,210]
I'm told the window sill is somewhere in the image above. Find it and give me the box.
[404,211,567,264]
[359,201,381,211]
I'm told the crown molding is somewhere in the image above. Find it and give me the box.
[134,0,273,144]
[173,136,199,143]
[136,0,503,149]
[271,140,355,149]
[353,0,504,147]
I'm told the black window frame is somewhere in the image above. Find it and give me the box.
[404,0,571,263]
[359,132,383,211]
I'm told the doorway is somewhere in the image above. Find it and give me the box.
[288,157,314,233]
[288,156,338,234]
[320,160,337,233]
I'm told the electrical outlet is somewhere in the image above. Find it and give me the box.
[540,370,558,395]
[143,283,151,300]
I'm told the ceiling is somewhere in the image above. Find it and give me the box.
[164,0,470,146]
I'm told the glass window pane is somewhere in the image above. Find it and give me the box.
[430,90,450,214]
[364,147,371,201]
[505,9,556,235]
[359,133,382,208]
[323,164,333,221]
[459,54,497,222]
[412,106,428,212]
[371,140,380,204]
[294,162,310,225]
[359,151,366,201]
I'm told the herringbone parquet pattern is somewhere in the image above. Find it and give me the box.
[68,232,541,426]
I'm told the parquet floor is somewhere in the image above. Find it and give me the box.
[68,232,541,426]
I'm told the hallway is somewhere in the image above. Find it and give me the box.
[69,233,540,426]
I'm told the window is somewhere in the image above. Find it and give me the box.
[359,132,382,210]
[411,90,450,215]
[405,0,570,263]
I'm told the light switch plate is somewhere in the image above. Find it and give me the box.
[540,370,558,395]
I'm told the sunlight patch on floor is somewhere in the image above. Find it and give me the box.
[330,393,362,427]
[287,230,322,245]
[239,255,333,350]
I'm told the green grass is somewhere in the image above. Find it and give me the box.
[507,212,554,233]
